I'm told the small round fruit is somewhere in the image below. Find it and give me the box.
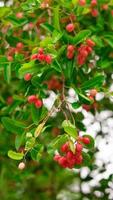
[66,23,75,32]
[82,137,90,144]
[16,42,24,49]
[91,9,99,17]
[24,73,32,81]
[86,39,95,47]
[18,162,25,170]
[35,99,43,108]
[16,12,23,19]
[76,143,83,152]
[45,55,52,64]
[79,0,86,6]
[61,142,69,153]
[28,95,37,103]
[53,154,61,162]
[67,45,75,52]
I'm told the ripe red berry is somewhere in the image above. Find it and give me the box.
[67,52,74,59]
[82,104,91,112]
[75,155,83,165]
[82,137,90,144]
[111,10,113,16]
[66,151,74,161]
[6,96,13,105]
[86,39,95,47]
[67,45,75,52]
[58,157,68,168]
[37,53,45,61]
[28,95,37,103]
[79,0,86,6]
[53,154,61,162]
[102,4,108,11]
[45,55,52,64]
[16,42,23,49]
[91,9,99,17]
[66,23,75,32]
[24,73,32,81]
[7,56,13,61]
[38,48,44,54]
[61,143,69,153]
[31,54,38,60]
[91,0,97,7]
[35,99,43,108]
[16,12,23,19]
[76,143,83,153]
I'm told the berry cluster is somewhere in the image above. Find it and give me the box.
[67,45,75,59]
[31,48,52,64]
[45,76,62,91]
[7,42,25,62]
[77,39,95,66]
[27,95,43,108]
[54,136,90,169]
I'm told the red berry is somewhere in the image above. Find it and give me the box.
[75,155,83,164]
[102,4,108,11]
[82,137,90,144]
[31,54,38,60]
[67,52,74,59]
[66,23,75,32]
[61,143,69,153]
[35,99,43,108]
[24,73,32,81]
[91,0,97,7]
[86,39,95,47]
[28,95,37,103]
[45,55,52,64]
[6,96,13,105]
[58,156,68,168]
[82,104,91,112]
[79,0,86,6]
[7,56,13,61]
[76,143,83,153]
[67,45,75,52]
[38,48,44,54]
[16,12,23,19]
[53,154,61,162]
[91,9,99,17]
[16,42,23,49]
[66,151,74,161]
[111,10,113,16]
[37,53,45,61]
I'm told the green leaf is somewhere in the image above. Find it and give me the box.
[40,23,54,33]
[82,152,92,166]
[30,144,44,161]
[1,117,26,134]
[72,102,81,109]
[52,60,62,72]
[52,30,62,43]
[18,61,39,78]
[80,75,105,91]
[25,137,36,151]
[104,35,113,48]
[53,6,61,31]
[78,93,92,104]
[8,150,24,160]
[4,63,11,84]
[74,30,91,45]
[62,120,77,139]
[82,135,95,149]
